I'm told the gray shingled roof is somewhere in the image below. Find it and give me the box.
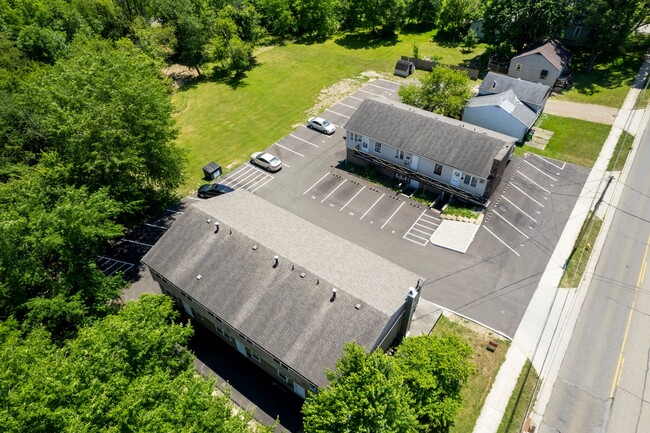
[466,90,537,127]
[478,72,550,111]
[512,39,572,71]
[141,190,421,387]
[344,98,516,178]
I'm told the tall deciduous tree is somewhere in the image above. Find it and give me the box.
[302,343,418,433]
[253,0,296,37]
[398,65,472,118]
[393,334,475,431]
[405,0,444,27]
[578,0,650,70]
[0,295,273,433]
[483,0,572,53]
[14,37,185,217]
[438,0,482,34]
[293,0,339,40]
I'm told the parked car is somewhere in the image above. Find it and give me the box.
[250,152,282,172]
[307,117,336,135]
[197,183,234,198]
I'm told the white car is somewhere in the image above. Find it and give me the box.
[250,152,282,172]
[307,117,336,135]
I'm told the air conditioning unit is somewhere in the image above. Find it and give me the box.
[395,173,408,181]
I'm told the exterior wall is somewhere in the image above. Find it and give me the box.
[562,24,590,46]
[484,145,514,198]
[462,106,528,142]
[346,131,489,197]
[508,55,560,87]
[148,268,318,398]
[470,19,484,40]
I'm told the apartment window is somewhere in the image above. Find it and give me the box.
[573,26,582,38]
[515,63,522,71]
[374,142,382,153]
[250,352,262,363]
[278,371,290,383]
[434,163,443,176]
[540,69,548,79]
[308,383,318,393]
[463,175,478,188]
[217,327,232,342]
[192,308,203,321]
[395,149,404,160]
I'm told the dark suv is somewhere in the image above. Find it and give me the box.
[197,183,234,198]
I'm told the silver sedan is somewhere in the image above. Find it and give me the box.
[250,152,282,172]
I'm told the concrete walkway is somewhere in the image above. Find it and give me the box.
[544,99,619,124]
[472,53,650,433]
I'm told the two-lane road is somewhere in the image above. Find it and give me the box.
[540,119,650,431]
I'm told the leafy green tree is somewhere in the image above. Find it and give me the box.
[130,15,177,59]
[302,343,418,433]
[0,163,125,338]
[483,0,572,53]
[405,0,443,27]
[15,25,67,63]
[12,37,185,217]
[577,0,650,70]
[398,65,472,118]
[0,295,273,433]
[208,3,261,74]
[462,27,479,51]
[438,0,482,34]
[253,0,296,37]
[293,0,338,40]
[394,334,475,432]
[341,0,407,34]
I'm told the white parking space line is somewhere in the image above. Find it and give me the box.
[501,195,538,222]
[349,95,364,101]
[367,83,395,92]
[97,256,136,276]
[275,143,304,157]
[517,171,551,193]
[303,172,331,195]
[483,226,520,256]
[511,183,545,207]
[145,223,168,230]
[338,102,357,109]
[121,239,154,247]
[186,196,202,201]
[493,210,529,239]
[290,133,319,147]
[166,209,183,214]
[523,159,557,181]
[358,89,381,97]
[381,202,405,229]
[360,193,385,220]
[531,153,566,170]
[340,186,365,211]
[222,167,259,186]
[326,109,350,119]
[403,209,437,246]
[321,179,347,203]
[240,174,268,190]
[250,176,274,193]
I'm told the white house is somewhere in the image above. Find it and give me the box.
[478,72,551,114]
[462,89,537,142]
[508,39,572,87]
[344,98,516,205]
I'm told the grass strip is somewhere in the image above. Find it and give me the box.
[496,360,539,433]
[560,213,603,288]
[607,132,634,172]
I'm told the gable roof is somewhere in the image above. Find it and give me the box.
[478,72,551,110]
[141,190,421,387]
[512,39,572,71]
[466,89,538,127]
[344,98,516,178]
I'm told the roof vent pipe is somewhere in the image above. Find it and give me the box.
[273,255,279,268]
[330,288,337,302]
[214,222,220,233]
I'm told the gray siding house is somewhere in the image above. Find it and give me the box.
[508,39,572,87]
[344,98,516,205]
[141,190,423,398]
[462,90,537,142]
[478,72,551,114]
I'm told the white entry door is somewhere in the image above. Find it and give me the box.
[294,382,306,399]
[361,136,369,152]
[409,154,419,170]
[451,169,462,187]
[235,339,247,356]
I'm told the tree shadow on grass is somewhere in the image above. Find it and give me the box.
[432,30,462,48]
[334,31,399,50]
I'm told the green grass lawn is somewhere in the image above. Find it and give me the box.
[560,213,603,288]
[514,114,611,167]
[555,33,650,108]
[432,315,511,433]
[171,31,487,193]
[607,132,635,171]
[497,360,539,433]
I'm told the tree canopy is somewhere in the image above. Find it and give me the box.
[398,65,472,118]
[0,295,272,433]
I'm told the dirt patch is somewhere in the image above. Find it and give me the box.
[299,71,398,126]
[163,64,199,88]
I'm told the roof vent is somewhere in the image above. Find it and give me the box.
[355,303,361,310]
[196,274,202,280]
[273,255,279,268]
[300,272,305,278]
[490,80,497,91]
[252,245,258,250]
[206,219,212,223]
[330,288,337,302]
[214,222,219,233]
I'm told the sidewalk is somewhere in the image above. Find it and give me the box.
[472,53,650,433]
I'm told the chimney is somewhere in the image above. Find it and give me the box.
[214,222,219,233]
[330,288,337,302]
[273,255,279,268]
[399,279,424,337]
